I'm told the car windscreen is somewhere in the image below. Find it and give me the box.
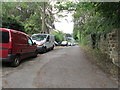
[0,31,9,43]
[31,35,47,41]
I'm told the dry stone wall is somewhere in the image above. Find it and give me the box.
[108,29,118,66]
[95,29,119,67]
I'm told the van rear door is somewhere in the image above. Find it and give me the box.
[0,30,10,58]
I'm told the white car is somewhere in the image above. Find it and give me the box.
[31,34,55,53]
[71,43,75,46]
[61,41,68,46]
[68,42,71,46]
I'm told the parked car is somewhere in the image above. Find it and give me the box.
[74,43,78,45]
[68,42,71,46]
[71,43,75,46]
[61,41,68,46]
[31,34,55,53]
[0,28,38,67]
[54,41,59,46]
[74,43,79,45]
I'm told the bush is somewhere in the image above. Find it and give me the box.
[1,16,25,32]
[51,30,65,42]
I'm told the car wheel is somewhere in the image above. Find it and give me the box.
[33,50,38,58]
[51,45,54,50]
[10,56,20,67]
[43,47,47,53]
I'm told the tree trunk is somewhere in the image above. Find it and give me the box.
[41,2,46,33]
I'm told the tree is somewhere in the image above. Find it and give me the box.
[72,2,120,43]
[2,2,55,34]
[1,16,24,32]
[51,30,65,42]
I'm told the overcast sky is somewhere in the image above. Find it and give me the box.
[54,11,74,34]
[50,0,75,34]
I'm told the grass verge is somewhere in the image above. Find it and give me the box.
[81,46,119,77]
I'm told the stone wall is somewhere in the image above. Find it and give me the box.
[118,29,120,67]
[108,29,119,66]
[91,29,120,67]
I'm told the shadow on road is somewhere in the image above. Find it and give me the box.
[2,56,36,68]
[2,46,69,68]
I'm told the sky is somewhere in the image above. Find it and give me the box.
[54,11,74,34]
[50,0,75,34]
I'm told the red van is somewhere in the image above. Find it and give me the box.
[0,28,38,67]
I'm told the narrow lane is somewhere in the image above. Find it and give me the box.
[2,46,118,88]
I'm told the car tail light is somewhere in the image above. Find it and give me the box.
[37,45,43,46]
[8,48,12,54]
[37,43,45,46]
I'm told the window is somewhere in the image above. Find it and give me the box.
[31,35,47,41]
[28,37,33,45]
[0,31,9,43]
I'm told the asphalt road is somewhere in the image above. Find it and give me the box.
[2,46,118,88]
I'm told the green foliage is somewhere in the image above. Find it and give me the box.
[2,2,55,34]
[95,2,120,28]
[55,1,77,11]
[73,2,120,44]
[51,30,65,42]
[24,24,39,34]
[73,28,79,40]
[1,16,24,32]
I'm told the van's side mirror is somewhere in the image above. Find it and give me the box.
[33,42,36,45]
